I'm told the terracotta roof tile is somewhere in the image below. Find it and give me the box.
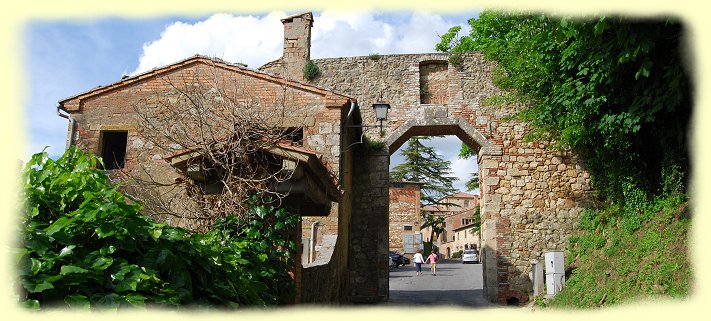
[58,54,354,109]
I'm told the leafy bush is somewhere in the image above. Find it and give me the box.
[17,148,298,310]
[367,53,381,60]
[303,60,320,81]
[451,250,463,259]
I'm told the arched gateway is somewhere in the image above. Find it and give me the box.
[57,11,596,305]
[262,12,595,304]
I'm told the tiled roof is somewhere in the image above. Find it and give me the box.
[58,54,354,109]
[448,192,479,199]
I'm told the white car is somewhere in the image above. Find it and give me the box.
[462,249,479,264]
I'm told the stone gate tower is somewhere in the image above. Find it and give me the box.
[261,11,595,305]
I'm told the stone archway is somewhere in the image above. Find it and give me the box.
[383,118,505,302]
[260,13,595,304]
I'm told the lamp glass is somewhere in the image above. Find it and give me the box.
[372,103,390,121]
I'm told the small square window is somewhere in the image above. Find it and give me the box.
[100,131,128,170]
[403,225,413,231]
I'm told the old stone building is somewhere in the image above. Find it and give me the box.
[421,192,480,258]
[261,12,594,304]
[59,10,595,305]
[444,200,481,259]
[57,51,362,302]
[388,181,423,258]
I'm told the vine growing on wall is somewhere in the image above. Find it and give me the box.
[128,62,308,232]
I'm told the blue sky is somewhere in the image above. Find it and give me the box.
[23,10,479,191]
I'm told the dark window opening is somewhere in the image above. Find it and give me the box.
[100,131,128,170]
[276,127,304,146]
[403,225,413,231]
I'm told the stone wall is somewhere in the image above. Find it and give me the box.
[346,146,390,303]
[268,52,595,303]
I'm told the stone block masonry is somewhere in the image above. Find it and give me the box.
[260,12,596,304]
[263,50,596,304]
[346,146,390,303]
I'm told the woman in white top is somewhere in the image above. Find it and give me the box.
[412,249,425,276]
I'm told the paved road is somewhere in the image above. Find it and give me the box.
[385,259,496,308]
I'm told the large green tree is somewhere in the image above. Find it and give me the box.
[437,12,691,203]
[390,137,458,239]
[390,136,458,206]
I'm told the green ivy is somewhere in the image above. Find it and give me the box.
[437,12,691,204]
[18,148,299,310]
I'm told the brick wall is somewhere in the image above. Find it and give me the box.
[388,182,422,256]
[61,56,354,302]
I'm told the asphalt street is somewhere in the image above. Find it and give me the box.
[385,259,496,308]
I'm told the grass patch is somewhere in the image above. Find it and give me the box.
[547,193,691,308]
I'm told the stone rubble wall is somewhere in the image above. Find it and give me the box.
[265,52,596,303]
[346,147,390,303]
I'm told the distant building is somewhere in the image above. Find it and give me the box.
[421,192,480,258]
[388,181,424,258]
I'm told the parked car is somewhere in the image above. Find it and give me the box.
[389,251,405,267]
[402,256,410,265]
[462,249,479,264]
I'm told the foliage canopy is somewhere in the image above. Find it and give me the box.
[18,148,298,310]
[437,12,691,203]
[390,136,457,206]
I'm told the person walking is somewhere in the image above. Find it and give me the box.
[412,249,425,276]
[425,250,439,276]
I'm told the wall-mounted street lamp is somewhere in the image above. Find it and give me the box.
[371,101,391,133]
[341,100,391,153]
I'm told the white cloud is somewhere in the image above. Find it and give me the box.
[312,10,470,59]
[451,156,478,193]
[131,12,288,74]
[131,10,471,74]
[130,10,476,191]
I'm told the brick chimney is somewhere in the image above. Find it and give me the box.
[281,12,313,81]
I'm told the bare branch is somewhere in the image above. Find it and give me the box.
[125,60,308,232]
